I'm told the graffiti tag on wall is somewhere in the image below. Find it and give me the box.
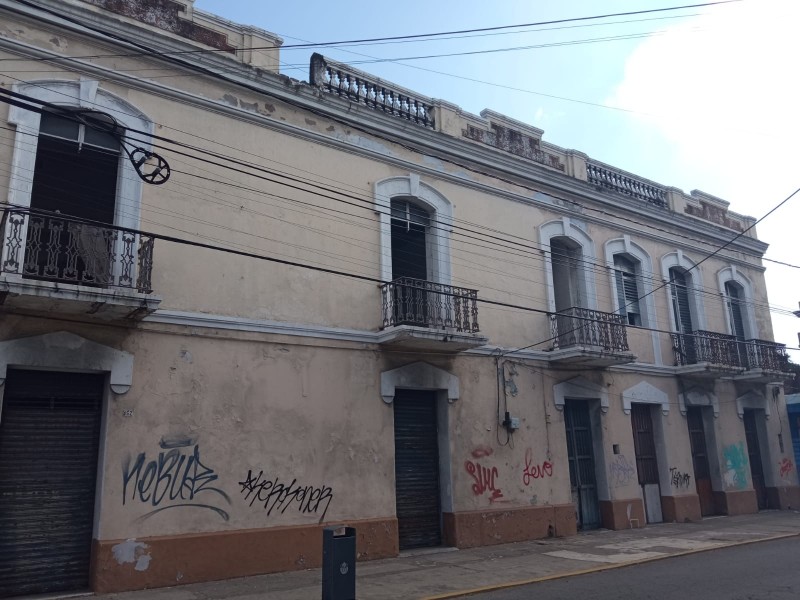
[779,458,794,481]
[239,469,333,523]
[471,445,493,459]
[669,467,691,489]
[522,448,553,485]
[465,460,504,503]
[610,454,636,487]
[122,438,231,522]
[722,443,749,490]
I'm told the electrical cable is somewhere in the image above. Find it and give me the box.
[6,201,795,354]
[2,118,794,325]
[0,0,740,60]
[3,91,796,328]
[0,65,782,280]
[500,184,800,356]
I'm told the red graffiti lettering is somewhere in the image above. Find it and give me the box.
[465,460,504,503]
[779,458,794,479]
[522,448,553,486]
[471,445,494,459]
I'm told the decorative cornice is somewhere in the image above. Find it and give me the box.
[146,311,682,380]
[144,309,379,344]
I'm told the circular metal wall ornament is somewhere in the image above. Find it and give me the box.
[125,146,171,185]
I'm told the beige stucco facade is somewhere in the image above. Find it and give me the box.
[0,0,798,595]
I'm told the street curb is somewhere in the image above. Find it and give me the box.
[420,531,800,600]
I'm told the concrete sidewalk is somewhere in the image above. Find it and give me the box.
[97,512,800,600]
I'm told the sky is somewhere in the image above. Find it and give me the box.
[194,0,800,354]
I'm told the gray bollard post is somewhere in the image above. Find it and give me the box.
[322,525,356,600]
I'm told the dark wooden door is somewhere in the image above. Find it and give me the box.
[631,403,662,523]
[743,409,768,509]
[687,407,715,516]
[393,390,441,550]
[564,400,600,529]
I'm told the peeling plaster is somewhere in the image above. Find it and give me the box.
[112,539,152,572]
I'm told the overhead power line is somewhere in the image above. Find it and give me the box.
[2,86,796,322]
[3,136,792,322]
[0,0,740,61]
[501,183,800,356]
[280,28,704,68]
[4,202,780,349]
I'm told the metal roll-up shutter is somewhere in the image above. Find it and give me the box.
[0,370,104,598]
[393,390,441,550]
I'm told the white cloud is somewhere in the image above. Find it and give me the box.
[608,0,800,350]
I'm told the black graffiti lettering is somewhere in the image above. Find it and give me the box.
[669,467,692,489]
[154,449,181,505]
[138,460,157,503]
[239,469,333,523]
[122,444,231,521]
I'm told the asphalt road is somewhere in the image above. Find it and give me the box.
[460,536,800,600]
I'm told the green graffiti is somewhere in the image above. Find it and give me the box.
[723,442,749,490]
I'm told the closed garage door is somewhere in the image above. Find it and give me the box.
[0,369,104,597]
[393,389,441,550]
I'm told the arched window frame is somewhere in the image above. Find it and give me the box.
[661,250,706,332]
[3,79,153,280]
[604,236,656,327]
[374,174,452,285]
[717,266,758,341]
[539,217,597,313]
[6,79,152,230]
[605,236,662,364]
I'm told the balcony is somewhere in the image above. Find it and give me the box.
[0,209,159,319]
[737,339,792,383]
[378,277,487,351]
[672,331,791,381]
[547,307,635,367]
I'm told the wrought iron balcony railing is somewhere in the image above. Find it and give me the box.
[380,277,479,333]
[672,331,790,372]
[745,339,790,372]
[548,307,630,352]
[1,209,154,294]
[672,330,742,367]
[586,160,668,208]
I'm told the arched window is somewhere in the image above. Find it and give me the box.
[539,218,597,313]
[550,236,587,311]
[390,197,431,281]
[2,80,153,289]
[661,251,705,334]
[6,80,152,230]
[374,175,452,286]
[613,254,642,326]
[724,281,748,341]
[669,267,695,334]
[31,110,121,226]
[717,267,757,342]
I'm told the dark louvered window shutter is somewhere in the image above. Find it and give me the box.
[669,268,694,334]
[614,255,641,326]
[725,281,747,341]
